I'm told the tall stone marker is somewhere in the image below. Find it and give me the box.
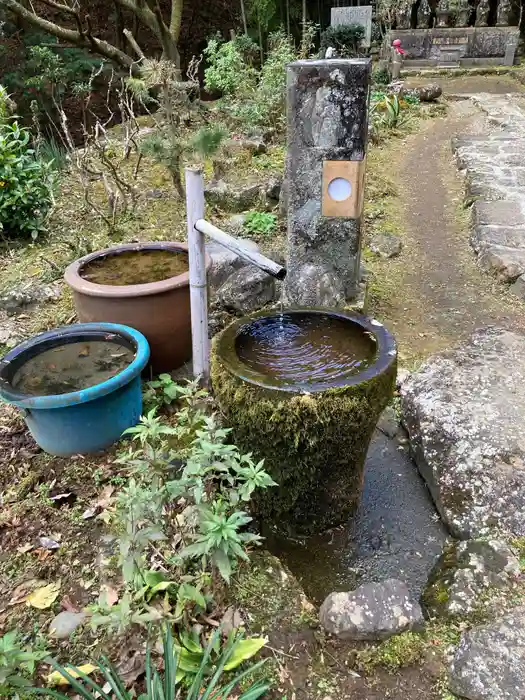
[283,59,371,308]
[331,6,373,48]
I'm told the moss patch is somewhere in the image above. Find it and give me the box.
[211,336,396,535]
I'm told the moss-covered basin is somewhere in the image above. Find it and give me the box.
[211,309,397,535]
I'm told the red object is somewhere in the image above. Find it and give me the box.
[392,39,407,55]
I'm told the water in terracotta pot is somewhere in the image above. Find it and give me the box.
[80,249,189,285]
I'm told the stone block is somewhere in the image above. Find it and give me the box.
[478,244,525,282]
[283,59,371,307]
[472,200,525,227]
[471,226,525,253]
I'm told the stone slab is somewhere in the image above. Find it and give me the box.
[472,200,525,228]
[331,6,373,48]
[478,244,525,281]
[471,226,525,253]
[401,327,525,539]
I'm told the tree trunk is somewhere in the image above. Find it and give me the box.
[286,0,291,34]
[257,10,264,63]
[240,0,248,33]
[169,0,184,43]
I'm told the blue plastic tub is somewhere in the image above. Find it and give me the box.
[0,323,150,456]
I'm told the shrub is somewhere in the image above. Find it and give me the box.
[0,121,55,239]
[204,31,297,132]
[320,24,366,57]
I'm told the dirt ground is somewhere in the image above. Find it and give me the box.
[367,79,525,368]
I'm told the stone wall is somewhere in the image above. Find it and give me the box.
[387,26,519,60]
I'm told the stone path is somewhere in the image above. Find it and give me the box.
[453,93,525,296]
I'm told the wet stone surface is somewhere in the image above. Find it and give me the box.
[268,430,447,603]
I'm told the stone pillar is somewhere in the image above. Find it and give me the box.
[283,59,371,308]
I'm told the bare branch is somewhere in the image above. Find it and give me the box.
[2,0,137,71]
[123,28,145,59]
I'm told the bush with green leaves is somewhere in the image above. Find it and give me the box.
[0,121,55,239]
[0,630,48,697]
[204,31,297,132]
[320,24,366,57]
[30,625,270,699]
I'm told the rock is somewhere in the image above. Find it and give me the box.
[49,611,87,639]
[396,368,410,388]
[224,214,247,235]
[204,180,262,213]
[377,405,400,438]
[206,237,259,291]
[0,282,62,315]
[216,266,276,314]
[319,579,424,641]
[412,83,443,102]
[369,233,403,258]
[448,605,525,700]
[265,176,282,202]
[400,327,525,539]
[421,539,520,619]
[224,138,267,156]
[478,245,525,282]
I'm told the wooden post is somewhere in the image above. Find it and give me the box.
[185,168,210,387]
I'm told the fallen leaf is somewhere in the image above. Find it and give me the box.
[47,663,97,686]
[60,596,79,613]
[82,485,114,520]
[39,537,60,550]
[9,579,45,606]
[81,506,97,520]
[116,650,145,687]
[100,584,118,607]
[26,583,60,609]
[50,492,76,507]
[35,549,51,562]
[17,543,34,554]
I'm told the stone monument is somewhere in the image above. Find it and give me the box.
[283,59,371,308]
[331,6,373,48]
[385,0,519,67]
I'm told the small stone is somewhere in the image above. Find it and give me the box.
[396,368,410,388]
[265,177,282,202]
[377,405,400,438]
[319,579,424,641]
[38,537,60,550]
[216,266,276,314]
[448,605,525,700]
[369,233,403,258]
[49,611,87,639]
[421,539,520,619]
[412,83,443,102]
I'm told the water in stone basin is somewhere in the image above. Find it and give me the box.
[81,249,189,286]
[12,340,135,396]
[235,312,376,384]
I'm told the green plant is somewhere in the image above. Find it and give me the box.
[372,66,390,86]
[320,24,366,57]
[204,36,258,96]
[101,396,276,634]
[244,211,277,236]
[0,121,55,239]
[30,625,271,699]
[0,630,48,696]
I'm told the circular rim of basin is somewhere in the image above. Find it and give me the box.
[216,308,397,394]
[0,322,150,409]
[64,241,207,299]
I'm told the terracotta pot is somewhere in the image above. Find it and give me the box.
[65,242,210,373]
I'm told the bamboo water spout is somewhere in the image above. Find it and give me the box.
[185,167,286,386]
